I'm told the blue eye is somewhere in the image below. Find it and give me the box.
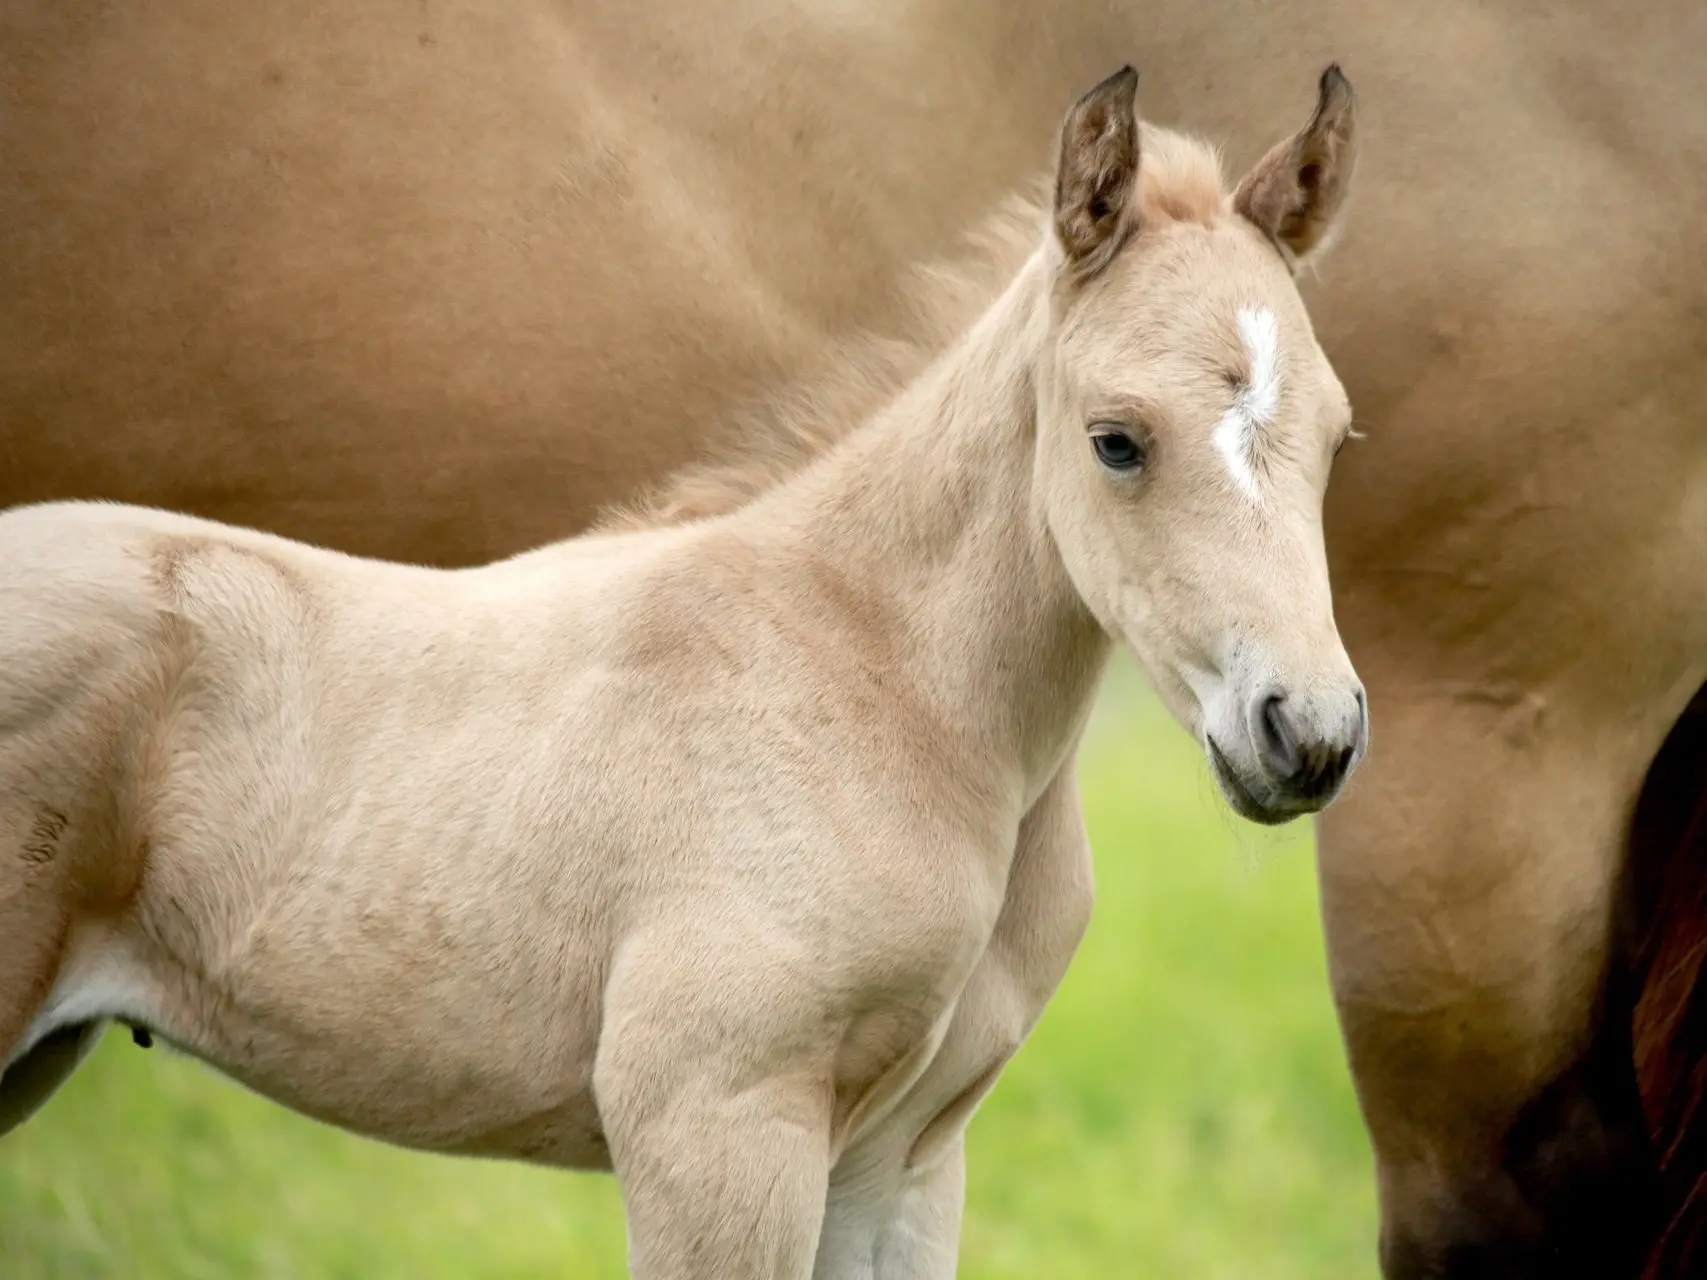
[1090,427,1147,471]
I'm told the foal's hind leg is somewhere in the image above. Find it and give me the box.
[0,822,78,1135]
[0,1024,104,1134]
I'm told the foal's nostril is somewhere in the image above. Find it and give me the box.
[1257,693,1303,778]
[1250,691,1362,800]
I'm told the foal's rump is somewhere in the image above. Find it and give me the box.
[0,502,209,846]
[0,501,317,783]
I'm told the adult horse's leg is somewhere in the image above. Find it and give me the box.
[1314,674,1686,1276]
[1296,7,1707,1250]
[1310,228,1707,1267]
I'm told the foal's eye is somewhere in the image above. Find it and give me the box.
[1090,426,1148,472]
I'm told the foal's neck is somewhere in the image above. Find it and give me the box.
[743,249,1111,803]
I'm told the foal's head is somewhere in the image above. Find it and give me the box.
[1035,66,1365,824]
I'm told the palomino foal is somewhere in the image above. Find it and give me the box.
[0,69,1362,1275]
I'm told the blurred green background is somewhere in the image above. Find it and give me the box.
[0,657,1378,1277]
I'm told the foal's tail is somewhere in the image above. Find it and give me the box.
[1626,682,1707,1277]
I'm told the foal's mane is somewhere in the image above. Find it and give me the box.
[597,126,1229,533]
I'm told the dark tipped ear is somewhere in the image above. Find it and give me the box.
[1234,64,1358,270]
[1053,65,1141,278]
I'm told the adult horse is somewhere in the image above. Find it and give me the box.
[4,2,1706,1276]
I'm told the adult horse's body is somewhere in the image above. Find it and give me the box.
[1,74,1366,1278]
[4,2,1706,1276]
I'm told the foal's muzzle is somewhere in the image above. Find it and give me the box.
[1253,686,1367,797]
[1208,684,1367,824]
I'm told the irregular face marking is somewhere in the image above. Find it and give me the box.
[1212,306,1281,502]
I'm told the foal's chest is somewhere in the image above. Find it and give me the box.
[826,784,1095,1170]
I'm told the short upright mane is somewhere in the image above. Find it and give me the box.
[597,125,1229,533]
[1131,126,1228,228]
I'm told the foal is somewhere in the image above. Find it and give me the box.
[0,69,1362,1276]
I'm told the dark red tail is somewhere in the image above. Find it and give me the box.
[1627,684,1707,1278]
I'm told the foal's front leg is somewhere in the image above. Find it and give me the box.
[595,946,834,1280]
[814,1138,966,1280]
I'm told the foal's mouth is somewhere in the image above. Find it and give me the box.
[1206,737,1308,827]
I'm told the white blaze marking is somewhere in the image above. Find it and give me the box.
[1213,306,1281,502]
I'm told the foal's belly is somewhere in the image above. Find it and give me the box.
[191,990,612,1168]
[125,895,616,1168]
[147,917,1008,1179]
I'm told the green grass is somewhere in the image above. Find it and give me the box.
[0,656,1378,1277]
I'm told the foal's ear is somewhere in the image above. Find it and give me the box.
[1053,65,1141,278]
[1234,64,1358,270]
